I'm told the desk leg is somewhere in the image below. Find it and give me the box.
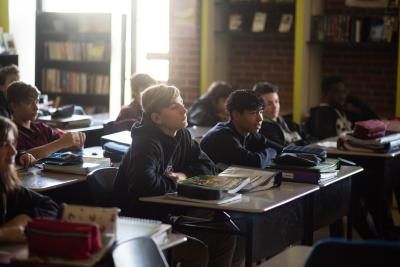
[245,218,253,267]
[302,194,314,245]
[347,176,353,240]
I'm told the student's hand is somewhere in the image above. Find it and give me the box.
[165,172,187,182]
[19,153,37,168]
[58,132,86,149]
[0,226,26,243]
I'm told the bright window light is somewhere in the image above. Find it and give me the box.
[136,0,169,82]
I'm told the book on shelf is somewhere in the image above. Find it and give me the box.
[167,192,242,205]
[37,114,92,129]
[278,14,293,33]
[229,14,243,31]
[251,12,267,32]
[178,174,250,194]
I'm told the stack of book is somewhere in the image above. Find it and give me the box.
[268,158,340,185]
[170,166,280,204]
[337,133,400,153]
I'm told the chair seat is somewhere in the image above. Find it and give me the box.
[260,246,311,267]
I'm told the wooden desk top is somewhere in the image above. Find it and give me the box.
[319,165,363,187]
[141,182,319,214]
[140,165,362,213]
[18,166,86,192]
[19,146,106,192]
[313,137,400,158]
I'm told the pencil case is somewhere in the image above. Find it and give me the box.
[25,218,102,259]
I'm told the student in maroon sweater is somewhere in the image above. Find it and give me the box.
[7,81,85,160]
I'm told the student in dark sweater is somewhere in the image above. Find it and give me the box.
[0,65,19,119]
[0,117,58,242]
[306,76,352,140]
[111,84,236,267]
[253,81,314,146]
[200,90,278,169]
[187,81,234,127]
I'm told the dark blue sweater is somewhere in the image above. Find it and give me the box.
[200,121,277,169]
[111,117,217,218]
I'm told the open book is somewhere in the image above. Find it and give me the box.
[219,165,281,192]
[178,174,250,194]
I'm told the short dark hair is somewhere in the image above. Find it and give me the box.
[130,73,156,96]
[0,64,19,85]
[322,76,343,95]
[206,81,234,105]
[7,81,40,105]
[226,89,265,114]
[252,81,279,95]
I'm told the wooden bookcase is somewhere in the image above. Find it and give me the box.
[35,12,112,114]
[293,1,399,121]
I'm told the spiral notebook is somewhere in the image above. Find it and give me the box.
[116,217,171,245]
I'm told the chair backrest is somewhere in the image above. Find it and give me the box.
[112,237,168,267]
[86,167,118,207]
[303,238,400,267]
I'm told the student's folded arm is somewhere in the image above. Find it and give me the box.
[125,145,177,197]
[202,132,273,169]
[5,187,59,221]
[183,139,218,177]
[25,138,67,159]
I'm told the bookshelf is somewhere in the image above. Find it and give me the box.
[35,12,112,114]
[292,1,400,122]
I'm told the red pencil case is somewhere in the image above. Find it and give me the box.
[25,218,102,259]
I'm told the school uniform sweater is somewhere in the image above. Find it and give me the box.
[111,117,217,218]
[200,121,277,169]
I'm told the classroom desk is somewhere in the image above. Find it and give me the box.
[140,165,361,267]
[313,137,400,240]
[19,146,109,204]
[67,113,110,147]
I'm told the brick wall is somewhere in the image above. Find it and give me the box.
[229,31,294,114]
[169,0,201,105]
[168,0,398,117]
[322,0,398,118]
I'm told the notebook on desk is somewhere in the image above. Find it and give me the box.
[101,130,131,146]
[117,217,171,245]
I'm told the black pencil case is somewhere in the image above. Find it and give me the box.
[177,183,223,200]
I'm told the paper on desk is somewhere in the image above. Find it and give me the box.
[316,141,337,148]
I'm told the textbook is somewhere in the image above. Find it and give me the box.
[178,174,250,194]
[218,165,280,192]
[167,192,242,205]
[280,169,339,184]
[37,114,92,129]
[268,158,340,173]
